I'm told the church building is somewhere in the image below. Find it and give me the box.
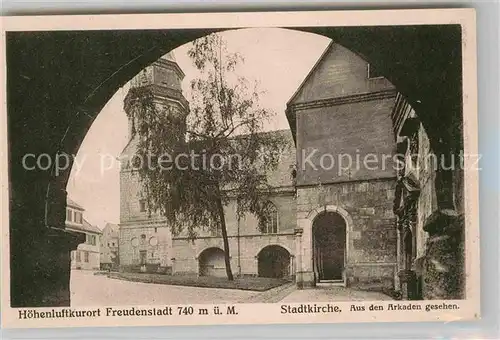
[118,52,188,274]
[119,42,402,292]
[286,42,398,289]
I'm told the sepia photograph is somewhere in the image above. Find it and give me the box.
[1,9,479,328]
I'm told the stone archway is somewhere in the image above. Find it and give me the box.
[198,247,226,277]
[312,212,347,283]
[257,245,291,279]
[6,23,465,306]
[295,205,353,288]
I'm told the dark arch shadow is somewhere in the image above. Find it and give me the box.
[257,245,291,279]
[198,247,226,277]
[6,25,463,307]
[312,211,347,283]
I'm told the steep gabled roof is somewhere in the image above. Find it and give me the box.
[80,219,102,234]
[104,222,120,232]
[286,41,334,106]
[67,197,85,211]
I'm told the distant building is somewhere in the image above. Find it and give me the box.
[65,198,101,270]
[100,223,120,271]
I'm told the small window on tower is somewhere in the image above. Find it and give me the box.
[139,199,146,212]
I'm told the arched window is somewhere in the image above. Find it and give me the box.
[261,202,278,234]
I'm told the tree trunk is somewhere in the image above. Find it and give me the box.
[216,196,234,281]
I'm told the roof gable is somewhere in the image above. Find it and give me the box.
[287,41,334,105]
[82,219,102,234]
[287,42,394,105]
[67,197,84,211]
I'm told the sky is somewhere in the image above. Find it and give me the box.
[66,28,331,229]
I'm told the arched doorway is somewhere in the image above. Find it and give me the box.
[198,247,226,277]
[312,212,347,283]
[258,245,291,278]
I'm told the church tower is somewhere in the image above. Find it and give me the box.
[125,52,189,139]
[119,52,188,273]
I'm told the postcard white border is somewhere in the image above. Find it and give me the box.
[1,8,479,329]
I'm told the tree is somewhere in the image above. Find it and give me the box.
[124,33,287,280]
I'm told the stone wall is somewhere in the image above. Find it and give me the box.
[119,223,172,270]
[119,129,297,274]
[415,123,438,258]
[119,158,174,271]
[171,193,297,276]
[295,97,397,185]
[287,41,398,290]
[119,161,157,223]
[295,179,397,290]
[172,233,296,276]
[415,122,465,300]
[119,167,298,275]
[392,98,466,300]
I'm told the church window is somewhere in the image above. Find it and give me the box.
[210,220,222,237]
[261,202,278,234]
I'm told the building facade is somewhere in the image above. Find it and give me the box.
[170,130,297,278]
[65,198,101,270]
[286,42,398,289]
[120,43,410,292]
[100,223,120,271]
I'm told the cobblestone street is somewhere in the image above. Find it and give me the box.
[70,270,391,307]
[70,270,255,307]
[281,284,392,302]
